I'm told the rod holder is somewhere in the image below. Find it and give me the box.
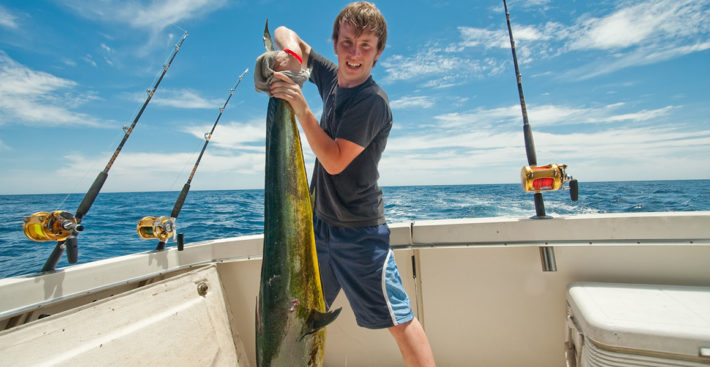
[539,246,557,272]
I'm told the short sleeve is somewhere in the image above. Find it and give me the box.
[336,92,390,148]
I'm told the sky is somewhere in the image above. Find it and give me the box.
[1,0,709,195]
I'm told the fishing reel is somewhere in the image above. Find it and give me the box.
[521,164,578,201]
[137,216,176,241]
[23,211,83,242]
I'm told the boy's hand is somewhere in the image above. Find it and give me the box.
[270,72,308,117]
[273,50,301,73]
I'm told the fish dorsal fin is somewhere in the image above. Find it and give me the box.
[301,307,342,339]
[263,19,274,52]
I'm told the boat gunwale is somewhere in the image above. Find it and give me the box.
[1,211,708,321]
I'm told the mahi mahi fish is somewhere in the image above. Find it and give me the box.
[257,22,341,367]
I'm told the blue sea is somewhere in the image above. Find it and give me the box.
[1,180,709,279]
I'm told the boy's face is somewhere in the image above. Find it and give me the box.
[334,22,383,88]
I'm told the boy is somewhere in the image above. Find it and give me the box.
[266,3,435,366]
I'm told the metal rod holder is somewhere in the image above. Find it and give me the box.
[539,246,557,272]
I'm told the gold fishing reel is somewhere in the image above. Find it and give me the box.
[23,211,80,242]
[137,216,176,241]
[521,164,578,201]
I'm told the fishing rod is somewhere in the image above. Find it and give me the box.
[137,68,249,251]
[502,0,577,271]
[22,32,189,272]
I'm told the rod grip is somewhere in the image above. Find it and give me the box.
[76,171,108,221]
[523,124,537,166]
[170,183,191,219]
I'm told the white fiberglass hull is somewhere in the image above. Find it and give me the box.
[1,212,709,366]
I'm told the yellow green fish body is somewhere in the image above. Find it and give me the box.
[257,97,339,366]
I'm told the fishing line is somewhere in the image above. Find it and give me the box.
[137,68,249,251]
[502,0,577,272]
[167,119,217,192]
[22,31,189,273]
[173,25,188,39]
[60,36,180,200]
[53,119,132,212]
[167,145,200,190]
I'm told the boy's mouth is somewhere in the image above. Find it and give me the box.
[346,61,361,68]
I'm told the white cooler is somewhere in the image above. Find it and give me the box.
[565,282,710,367]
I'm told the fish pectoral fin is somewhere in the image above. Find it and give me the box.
[301,307,342,339]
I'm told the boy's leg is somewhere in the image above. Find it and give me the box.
[313,215,341,308]
[389,317,436,367]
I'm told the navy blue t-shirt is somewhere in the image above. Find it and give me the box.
[307,50,392,227]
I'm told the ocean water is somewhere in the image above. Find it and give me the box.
[1,180,709,279]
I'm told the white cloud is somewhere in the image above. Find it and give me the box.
[57,0,227,57]
[569,0,708,51]
[527,104,675,126]
[564,0,710,77]
[381,120,710,185]
[129,0,226,32]
[457,21,567,64]
[390,96,435,110]
[147,89,224,109]
[83,54,97,67]
[381,17,562,86]
[455,0,710,78]
[432,105,519,129]
[533,127,710,164]
[387,129,519,154]
[509,0,552,8]
[457,27,509,49]
[456,25,539,65]
[381,99,707,186]
[596,106,674,123]
[183,120,265,151]
[381,48,461,82]
[0,52,102,126]
[62,0,227,33]
[381,46,506,85]
[428,103,676,130]
[0,5,18,29]
[56,148,265,192]
[563,40,710,80]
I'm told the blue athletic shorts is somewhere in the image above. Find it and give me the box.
[313,215,414,329]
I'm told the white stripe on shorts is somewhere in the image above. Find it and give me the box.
[380,249,398,326]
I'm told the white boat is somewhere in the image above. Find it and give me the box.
[1,211,708,366]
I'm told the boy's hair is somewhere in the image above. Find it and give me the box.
[332,2,388,53]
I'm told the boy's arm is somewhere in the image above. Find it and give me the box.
[273,26,312,71]
[270,26,364,175]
